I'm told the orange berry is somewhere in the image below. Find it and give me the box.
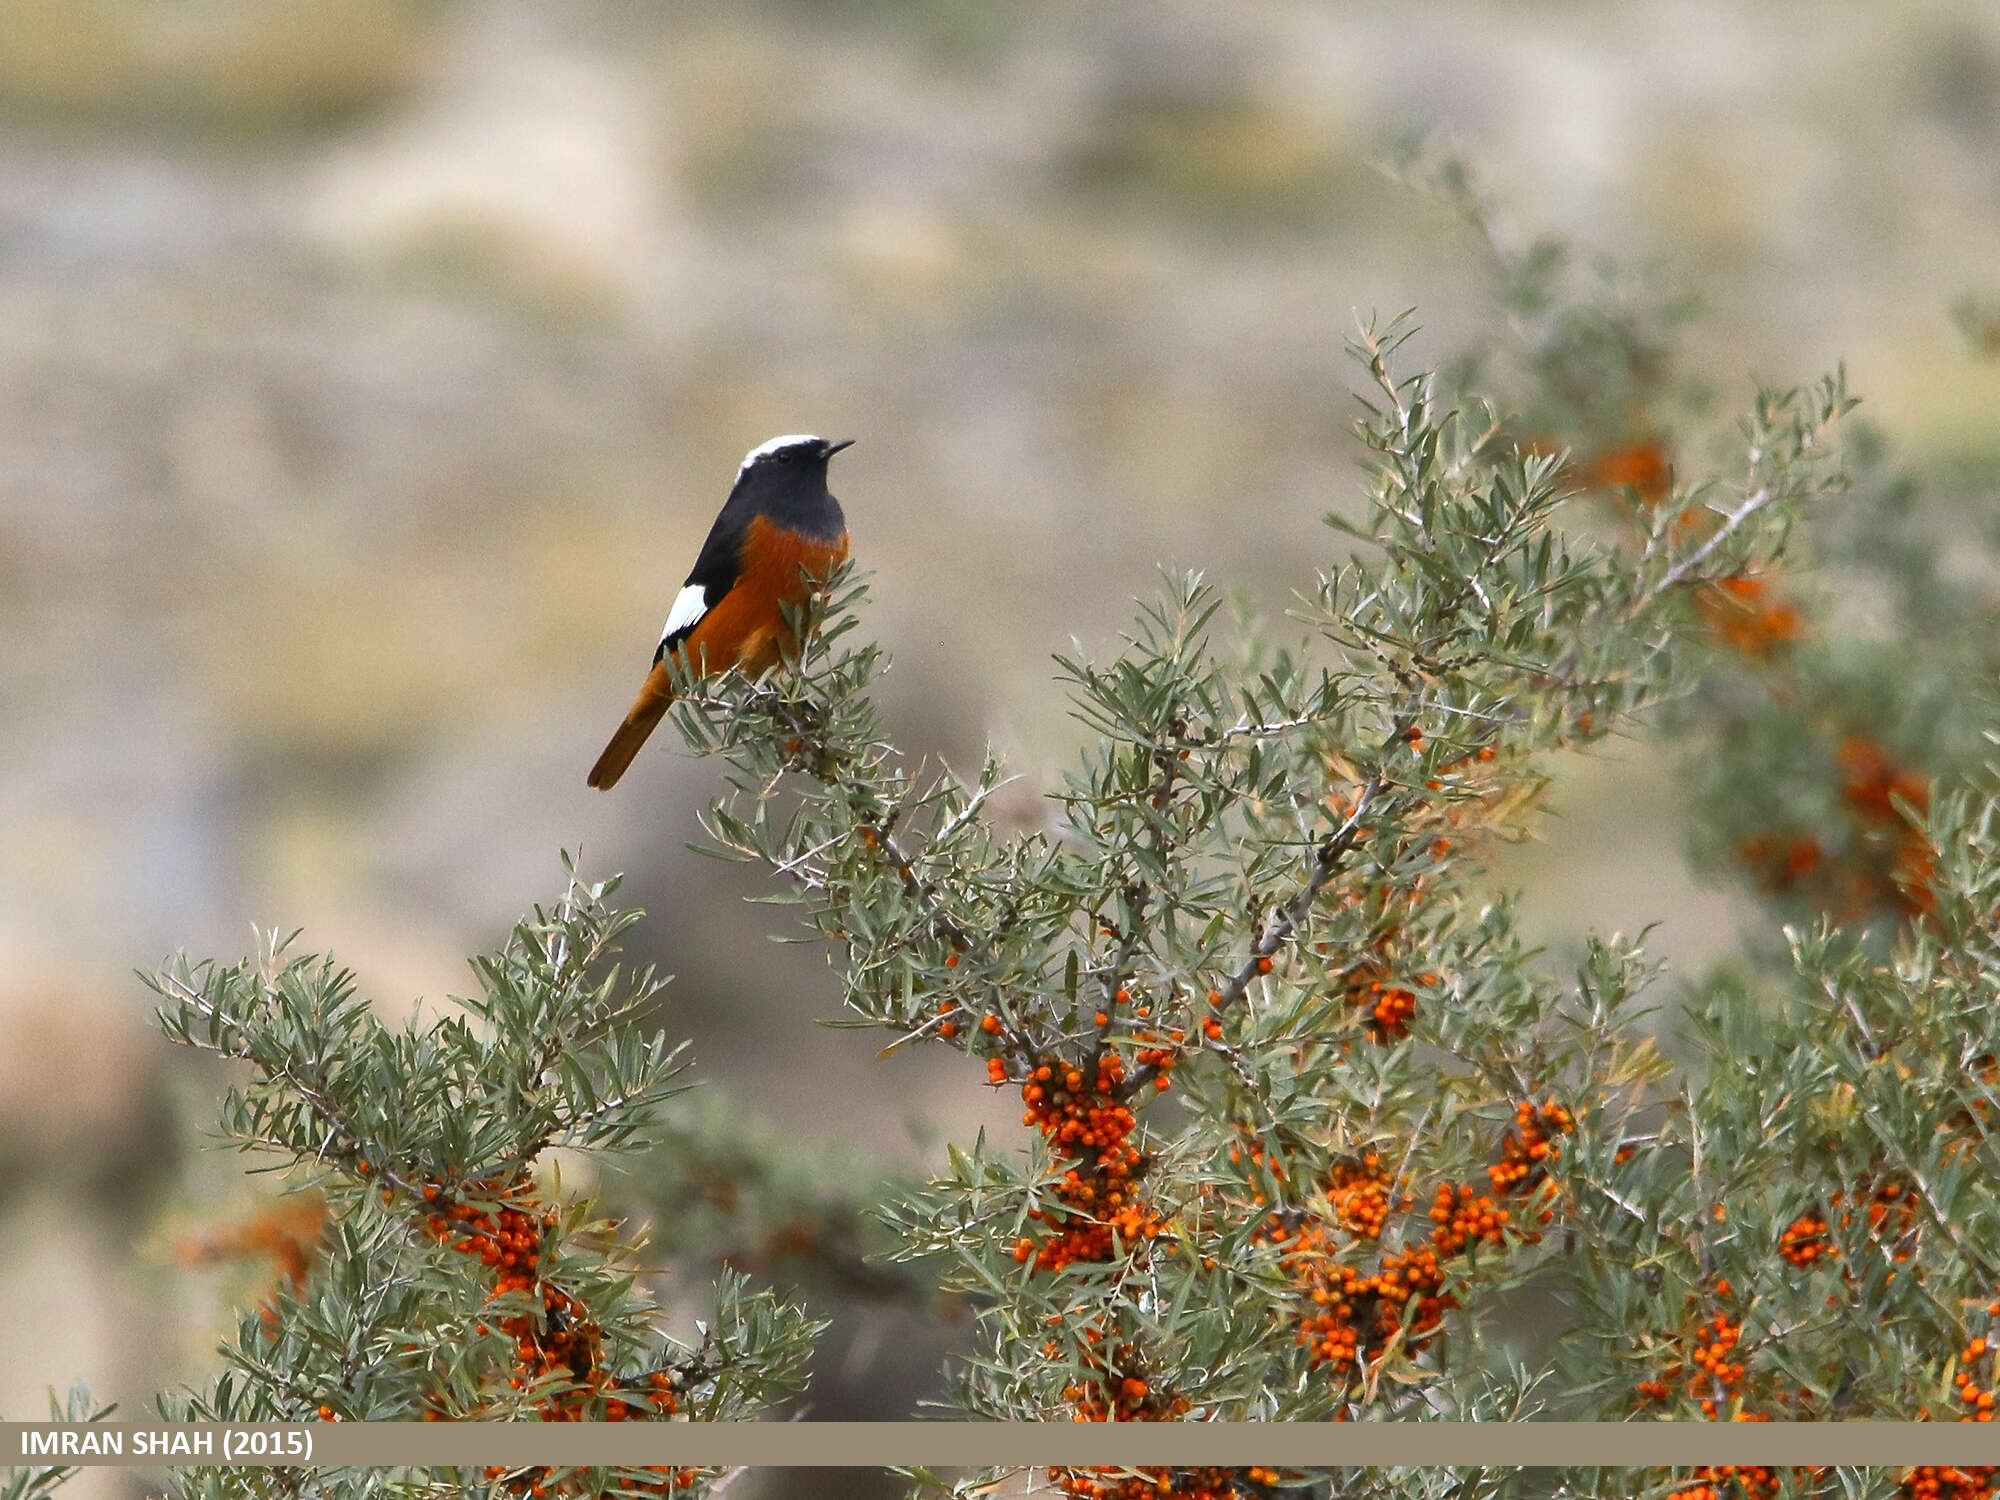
[944,953,959,967]
[981,1015,1002,1034]
[1257,956,1274,974]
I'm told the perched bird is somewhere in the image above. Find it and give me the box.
[588,434,853,790]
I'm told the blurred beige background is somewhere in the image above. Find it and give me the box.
[4,1,2000,1493]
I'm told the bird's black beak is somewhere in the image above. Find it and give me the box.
[821,438,855,457]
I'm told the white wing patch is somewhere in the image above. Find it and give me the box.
[737,433,825,475]
[660,583,708,645]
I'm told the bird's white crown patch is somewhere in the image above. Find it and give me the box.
[737,434,826,474]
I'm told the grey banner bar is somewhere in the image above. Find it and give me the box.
[8,1423,2000,1469]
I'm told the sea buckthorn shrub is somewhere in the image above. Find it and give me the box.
[664,283,1987,1500]
[660,153,2000,1494]
[144,874,820,1499]
[1418,154,2000,1496]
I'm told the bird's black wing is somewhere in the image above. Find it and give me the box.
[652,506,748,663]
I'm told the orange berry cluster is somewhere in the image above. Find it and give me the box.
[413,1174,684,1497]
[1051,1346,1292,1498]
[1903,1469,1998,1500]
[1036,1320,1188,1440]
[1052,1466,1289,1500]
[1736,832,1825,892]
[1265,1214,1453,1375]
[176,1192,328,1331]
[1010,1051,1165,1274]
[1427,1183,1512,1257]
[1840,737,1930,828]
[1228,1146,1413,1236]
[1777,1178,1919,1272]
[1738,736,1935,924]
[1225,1133,1288,1197]
[995,1031,1192,1438]
[1576,438,1673,507]
[1486,1098,1574,1197]
[1694,575,1802,658]
[1945,1055,1999,1148]
[1666,1466,1785,1500]
[1634,1282,1839,1425]
[1837,737,1936,919]
[304,1172,701,1491]
[1688,1311,1746,1414]
[420,1179,626,1419]
[1777,1210,1831,1267]
[1635,1308,1746,1418]
[1326,1153,1396,1240]
[1315,877,1460,1048]
[1061,1344,1190,1425]
[1312,852,1440,1048]
[1337,959,1420,1043]
[1243,1097,1570,1390]
[1955,1336,1997,1421]
[1859,1177,1919,1251]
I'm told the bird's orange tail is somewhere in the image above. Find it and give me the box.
[588,664,674,790]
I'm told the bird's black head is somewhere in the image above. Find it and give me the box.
[737,433,853,476]
[728,433,852,539]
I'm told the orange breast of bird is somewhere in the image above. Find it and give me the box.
[679,514,850,678]
[587,515,849,790]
